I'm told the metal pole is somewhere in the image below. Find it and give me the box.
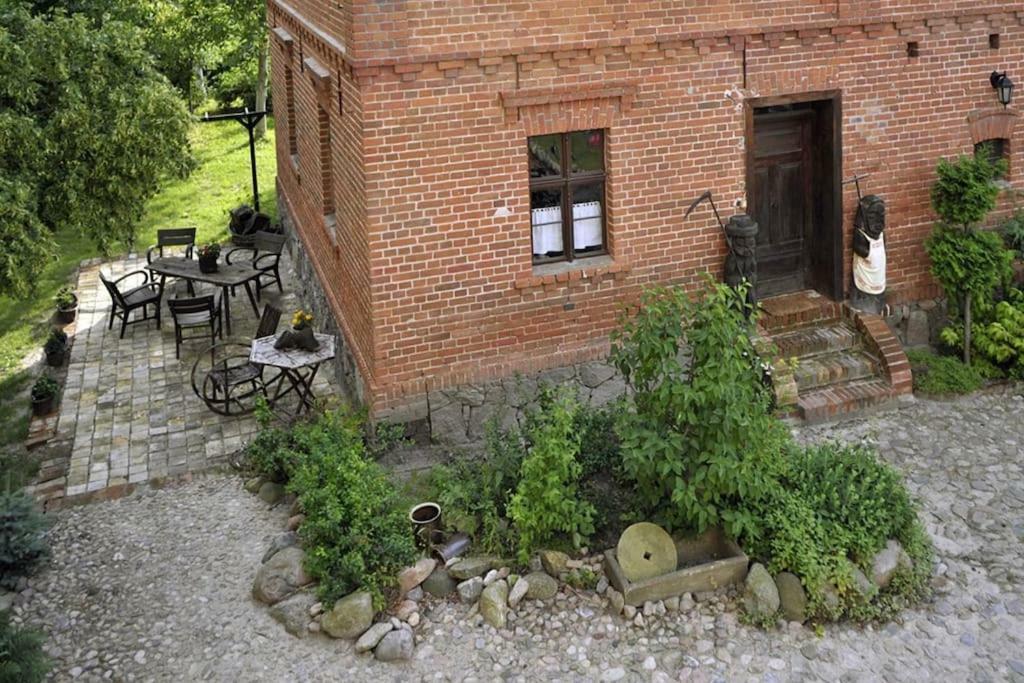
[247,115,260,212]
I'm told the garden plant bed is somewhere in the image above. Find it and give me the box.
[603,527,748,606]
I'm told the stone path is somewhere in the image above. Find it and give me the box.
[32,251,329,507]
[9,387,1024,681]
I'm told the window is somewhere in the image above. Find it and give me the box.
[975,138,1010,178]
[528,130,607,264]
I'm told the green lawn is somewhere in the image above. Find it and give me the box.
[0,118,278,459]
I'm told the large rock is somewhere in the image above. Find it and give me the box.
[375,628,414,662]
[850,566,878,601]
[774,572,807,623]
[524,572,558,601]
[508,576,529,608]
[261,531,299,564]
[252,546,312,605]
[268,591,316,638]
[321,590,374,640]
[457,577,484,602]
[871,540,912,589]
[449,556,495,580]
[258,481,285,505]
[354,623,393,654]
[398,558,436,595]
[539,550,569,577]
[422,567,456,597]
[742,563,780,619]
[480,580,509,629]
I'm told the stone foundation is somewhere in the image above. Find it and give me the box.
[883,298,949,349]
[279,201,365,405]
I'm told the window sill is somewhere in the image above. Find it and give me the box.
[514,255,630,290]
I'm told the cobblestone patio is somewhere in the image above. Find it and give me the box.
[9,387,1024,681]
[36,251,329,505]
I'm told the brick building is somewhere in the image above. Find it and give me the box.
[267,0,1022,438]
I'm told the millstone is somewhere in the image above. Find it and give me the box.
[616,522,677,582]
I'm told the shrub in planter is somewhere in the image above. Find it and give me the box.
[196,243,222,274]
[29,377,58,417]
[0,611,49,682]
[42,330,67,368]
[0,488,50,590]
[53,285,77,324]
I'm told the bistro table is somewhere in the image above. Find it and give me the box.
[147,257,261,335]
[250,333,336,415]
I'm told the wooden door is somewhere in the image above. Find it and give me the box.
[750,110,813,298]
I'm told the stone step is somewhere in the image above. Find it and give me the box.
[759,291,841,332]
[792,349,879,393]
[770,321,861,360]
[797,379,896,423]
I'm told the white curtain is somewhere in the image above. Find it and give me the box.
[531,201,602,256]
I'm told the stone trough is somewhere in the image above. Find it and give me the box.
[603,527,748,606]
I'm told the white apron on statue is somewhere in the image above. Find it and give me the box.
[853,230,886,295]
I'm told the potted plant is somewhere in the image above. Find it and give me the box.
[197,243,222,273]
[274,310,320,351]
[43,329,68,367]
[30,376,59,416]
[54,285,78,324]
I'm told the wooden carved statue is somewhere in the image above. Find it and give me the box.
[851,195,887,314]
[725,214,759,310]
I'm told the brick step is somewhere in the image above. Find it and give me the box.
[770,321,861,359]
[758,291,841,333]
[793,349,879,393]
[797,378,896,423]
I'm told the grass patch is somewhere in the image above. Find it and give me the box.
[0,119,278,453]
[906,348,991,396]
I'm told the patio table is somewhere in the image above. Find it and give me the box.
[147,257,261,335]
[250,333,336,415]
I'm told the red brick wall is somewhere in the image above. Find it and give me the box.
[270,0,1024,416]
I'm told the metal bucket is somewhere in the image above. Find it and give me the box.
[409,502,441,549]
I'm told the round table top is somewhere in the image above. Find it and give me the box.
[250,333,337,369]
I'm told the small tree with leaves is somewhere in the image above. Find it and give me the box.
[925,149,1013,364]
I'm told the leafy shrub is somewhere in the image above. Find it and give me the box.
[53,286,76,310]
[0,489,50,589]
[742,443,932,621]
[42,330,66,355]
[930,152,1005,229]
[610,281,787,539]
[29,377,57,402]
[906,349,988,395]
[508,388,595,563]
[574,402,622,482]
[1002,210,1024,259]
[244,397,295,482]
[941,288,1024,378]
[0,611,49,683]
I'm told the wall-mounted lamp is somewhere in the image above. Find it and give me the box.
[991,71,1014,108]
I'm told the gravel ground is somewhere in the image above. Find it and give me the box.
[10,386,1024,682]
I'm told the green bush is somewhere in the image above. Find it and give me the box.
[931,152,1005,229]
[743,442,932,622]
[1002,210,1024,259]
[610,281,787,539]
[428,420,524,556]
[508,388,595,563]
[0,489,49,590]
[906,349,988,395]
[0,611,49,683]
[575,401,622,482]
[941,288,1024,378]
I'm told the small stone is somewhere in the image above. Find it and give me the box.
[603,667,626,682]
[539,550,570,577]
[355,623,393,654]
[244,476,264,493]
[608,588,625,614]
[257,481,285,505]
[399,557,437,594]
[643,655,657,671]
[70,667,83,678]
[664,596,680,612]
[742,563,780,619]
[252,546,312,605]
[871,540,910,589]
[596,577,609,594]
[623,604,637,619]
[422,567,457,597]
[800,643,818,660]
[309,602,323,617]
[449,556,494,580]
[268,591,317,638]
[375,629,414,662]
[774,572,808,623]
[260,531,298,564]
[457,577,484,602]
[850,566,877,601]
[407,612,420,628]
[523,572,558,601]
[508,576,529,608]
[483,569,500,586]
[394,599,418,621]
[960,632,976,647]
[643,601,656,617]
[405,586,424,602]
[286,514,304,531]
[321,590,374,640]
[480,580,509,629]
[633,612,645,628]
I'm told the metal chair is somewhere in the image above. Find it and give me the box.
[168,295,223,359]
[147,227,197,295]
[190,305,281,415]
[99,269,163,339]
[225,231,286,300]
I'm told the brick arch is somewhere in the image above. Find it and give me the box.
[967,109,1020,145]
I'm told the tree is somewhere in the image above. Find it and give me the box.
[0,5,191,298]
[925,149,1012,364]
